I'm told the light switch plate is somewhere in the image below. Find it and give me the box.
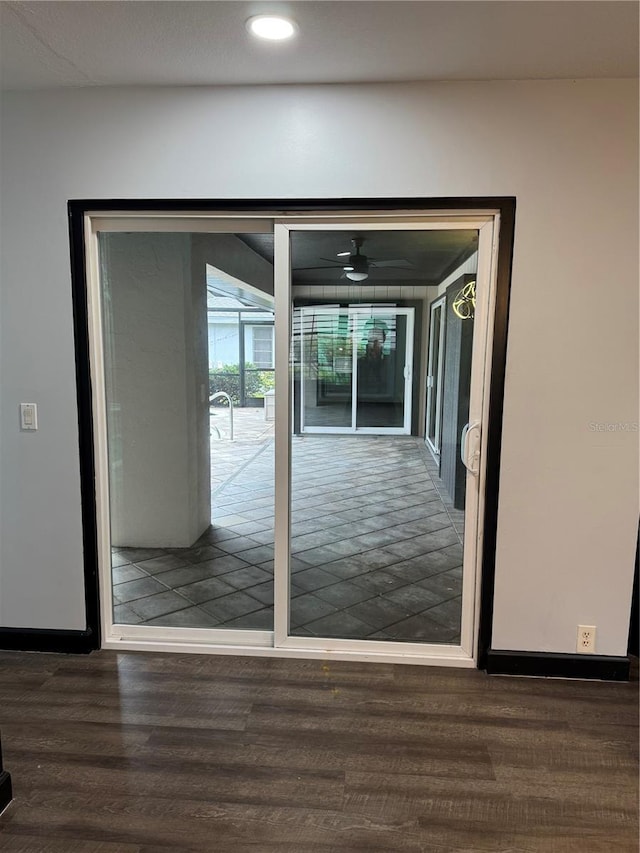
[20,403,38,430]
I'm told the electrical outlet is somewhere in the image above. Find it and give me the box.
[577,625,596,654]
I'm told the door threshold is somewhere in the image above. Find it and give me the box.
[103,636,476,668]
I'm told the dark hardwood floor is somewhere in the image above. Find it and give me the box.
[0,650,637,852]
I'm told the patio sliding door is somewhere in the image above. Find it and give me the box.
[299,306,414,435]
[84,208,500,666]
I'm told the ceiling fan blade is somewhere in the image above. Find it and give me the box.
[370,259,414,268]
[294,265,344,271]
[319,257,347,263]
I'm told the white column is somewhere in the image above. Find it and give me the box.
[101,232,210,548]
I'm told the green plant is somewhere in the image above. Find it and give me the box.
[247,369,275,396]
[209,363,274,405]
[209,364,241,404]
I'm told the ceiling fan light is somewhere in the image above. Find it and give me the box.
[343,265,354,271]
[345,271,369,282]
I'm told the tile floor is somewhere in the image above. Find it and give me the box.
[111,408,465,644]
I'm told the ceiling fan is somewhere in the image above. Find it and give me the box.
[295,237,413,282]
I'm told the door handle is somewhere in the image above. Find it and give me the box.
[460,421,481,476]
[403,365,411,380]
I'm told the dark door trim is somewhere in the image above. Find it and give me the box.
[5,197,515,661]
[0,734,12,816]
[628,523,639,658]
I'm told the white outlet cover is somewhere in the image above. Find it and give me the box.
[577,625,596,654]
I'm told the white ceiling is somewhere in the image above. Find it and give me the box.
[1,1,637,91]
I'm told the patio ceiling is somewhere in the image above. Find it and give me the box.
[239,229,478,287]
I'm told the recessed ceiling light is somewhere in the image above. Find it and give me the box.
[246,15,297,41]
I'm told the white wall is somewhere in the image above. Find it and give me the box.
[0,81,637,654]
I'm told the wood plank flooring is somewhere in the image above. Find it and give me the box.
[0,650,637,852]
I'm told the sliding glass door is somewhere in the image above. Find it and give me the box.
[299,306,413,435]
[85,209,498,665]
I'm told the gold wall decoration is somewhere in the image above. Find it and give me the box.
[452,280,476,320]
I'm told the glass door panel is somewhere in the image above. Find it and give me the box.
[99,230,275,634]
[287,226,480,646]
[355,311,411,431]
[300,308,353,430]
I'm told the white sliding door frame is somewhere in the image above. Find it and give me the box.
[425,294,447,458]
[82,209,500,668]
[275,217,497,662]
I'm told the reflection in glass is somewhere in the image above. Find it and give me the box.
[301,309,353,429]
[355,313,406,429]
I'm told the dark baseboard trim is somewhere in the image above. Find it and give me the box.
[0,771,12,815]
[486,649,630,681]
[0,627,98,655]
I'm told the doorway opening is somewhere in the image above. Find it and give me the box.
[72,200,514,667]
